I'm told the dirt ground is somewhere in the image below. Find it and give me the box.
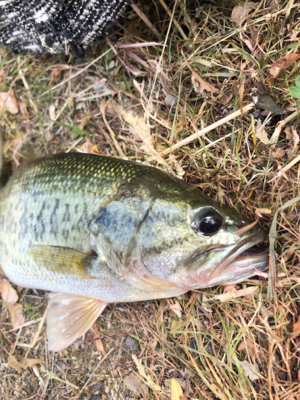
[0,0,300,399]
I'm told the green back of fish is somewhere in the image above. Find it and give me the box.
[0,153,191,286]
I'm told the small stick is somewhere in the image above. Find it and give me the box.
[17,304,49,349]
[162,102,255,155]
[270,110,299,144]
[275,154,300,180]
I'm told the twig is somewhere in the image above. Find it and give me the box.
[162,103,255,155]
[275,154,300,180]
[270,109,299,144]
[99,99,126,159]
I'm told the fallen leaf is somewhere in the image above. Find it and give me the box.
[181,49,218,94]
[0,279,18,304]
[170,319,185,337]
[291,318,300,340]
[8,355,22,372]
[256,121,274,145]
[119,108,151,140]
[91,324,106,356]
[8,354,45,372]
[231,2,256,26]
[210,286,258,302]
[223,284,236,293]
[169,300,182,318]
[270,148,286,160]
[132,354,162,392]
[124,374,148,396]
[210,383,229,400]
[238,338,260,355]
[285,126,299,149]
[0,91,19,114]
[79,115,92,131]
[191,75,219,94]
[270,54,300,77]
[239,360,260,381]
[8,303,24,329]
[171,378,187,400]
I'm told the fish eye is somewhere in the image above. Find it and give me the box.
[192,209,223,236]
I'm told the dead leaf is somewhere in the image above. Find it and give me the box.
[0,91,19,114]
[238,338,260,355]
[8,355,23,372]
[191,75,219,94]
[8,303,24,329]
[223,284,236,293]
[91,324,106,356]
[170,319,185,337]
[169,300,182,318]
[118,108,151,141]
[181,49,218,94]
[0,279,18,304]
[239,360,260,381]
[231,2,256,26]
[8,354,45,372]
[79,115,92,131]
[285,126,299,149]
[210,286,258,302]
[256,121,273,145]
[124,374,148,396]
[270,54,300,77]
[270,148,286,160]
[291,318,300,340]
[171,378,187,400]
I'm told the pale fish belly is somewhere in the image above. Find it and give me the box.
[0,239,184,304]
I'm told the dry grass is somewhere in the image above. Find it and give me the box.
[0,0,300,399]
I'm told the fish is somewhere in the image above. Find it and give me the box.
[0,152,268,351]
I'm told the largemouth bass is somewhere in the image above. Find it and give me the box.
[0,153,268,351]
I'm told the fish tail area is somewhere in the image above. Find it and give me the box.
[46,293,108,352]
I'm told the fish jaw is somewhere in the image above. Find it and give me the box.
[180,227,269,289]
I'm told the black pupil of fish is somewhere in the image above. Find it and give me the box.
[198,216,222,234]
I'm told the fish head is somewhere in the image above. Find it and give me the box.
[126,189,269,292]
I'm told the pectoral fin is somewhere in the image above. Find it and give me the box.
[28,246,96,279]
[47,293,107,351]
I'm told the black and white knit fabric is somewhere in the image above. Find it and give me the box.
[0,0,130,56]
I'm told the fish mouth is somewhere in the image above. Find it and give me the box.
[187,227,269,288]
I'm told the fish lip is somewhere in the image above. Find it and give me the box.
[186,227,269,287]
[209,228,269,282]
